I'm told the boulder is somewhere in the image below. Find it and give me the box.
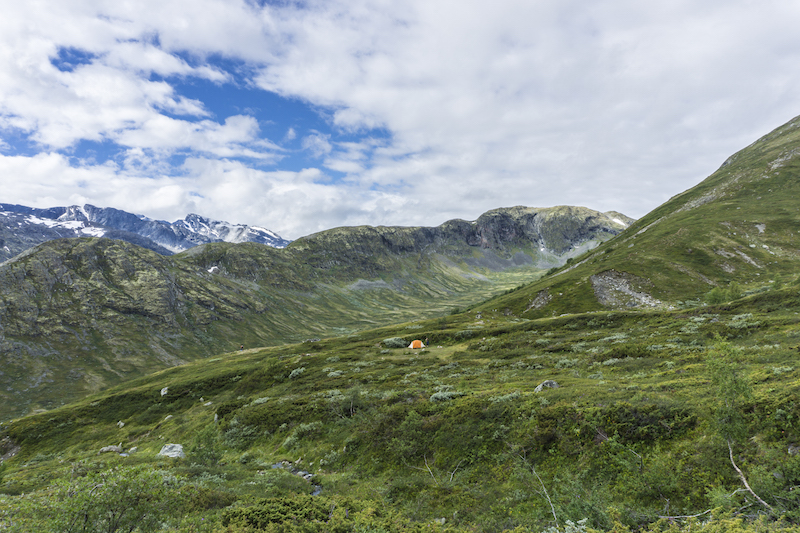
[99,445,123,454]
[158,443,185,459]
[534,380,560,393]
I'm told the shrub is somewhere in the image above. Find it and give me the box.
[490,391,521,403]
[47,465,185,533]
[555,358,578,369]
[187,424,223,466]
[430,391,464,402]
[706,282,744,305]
[282,421,323,450]
[728,313,761,330]
[596,402,697,443]
[382,337,407,348]
[222,494,328,529]
[706,287,728,305]
[223,419,262,450]
[216,398,248,420]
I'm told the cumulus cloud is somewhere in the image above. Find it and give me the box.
[301,133,333,159]
[2,0,800,239]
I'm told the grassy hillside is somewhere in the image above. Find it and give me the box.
[3,286,800,531]
[486,114,800,318]
[0,238,534,420]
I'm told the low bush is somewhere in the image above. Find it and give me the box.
[382,337,407,348]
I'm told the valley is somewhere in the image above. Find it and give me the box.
[0,206,628,419]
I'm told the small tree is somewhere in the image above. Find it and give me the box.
[382,337,407,349]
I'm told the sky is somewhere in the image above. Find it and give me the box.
[1,1,800,240]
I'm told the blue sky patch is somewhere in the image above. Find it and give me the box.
[50,47,98,72]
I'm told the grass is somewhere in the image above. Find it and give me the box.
[0,237,546,420]
[474,115,800,321]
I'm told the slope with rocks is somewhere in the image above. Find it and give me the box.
[5,283,800,531]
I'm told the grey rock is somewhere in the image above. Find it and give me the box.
[99,445,123,454]
[534,380,560,393]
[158,443,185,459]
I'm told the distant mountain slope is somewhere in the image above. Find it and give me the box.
[0,203,290,261]
[481,114,800,318]
[0,205,629,419]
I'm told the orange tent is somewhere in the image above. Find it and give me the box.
[408,340,425,349]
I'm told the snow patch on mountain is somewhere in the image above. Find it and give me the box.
[0,203,290,261]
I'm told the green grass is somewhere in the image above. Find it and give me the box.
[0,236,547,420]
[474,115,800,321]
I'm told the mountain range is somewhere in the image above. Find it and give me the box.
[0,204,631,418]
[0,203,290,262]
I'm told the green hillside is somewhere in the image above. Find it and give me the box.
[3,288,800,532]
[482,114,800,319]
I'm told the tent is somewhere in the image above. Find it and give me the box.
[408,340,425,349]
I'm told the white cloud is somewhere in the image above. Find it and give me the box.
[2,0,800,239]
[114,114,280,160]
[301,133,333,158]
[250,0,800,219]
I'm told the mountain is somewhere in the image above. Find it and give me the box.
[0,205,629,419]
[0,203,290,262]
[480,114,800,318]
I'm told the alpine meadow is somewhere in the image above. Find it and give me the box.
[6,115,800,532]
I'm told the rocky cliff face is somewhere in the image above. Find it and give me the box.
[287,205,632,272]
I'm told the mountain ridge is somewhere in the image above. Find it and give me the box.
[6,117,800,532]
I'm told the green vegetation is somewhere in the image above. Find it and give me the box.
[4,287,800,531]
[480,114,800,320]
